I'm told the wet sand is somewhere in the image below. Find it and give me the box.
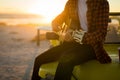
[0,26,50,80]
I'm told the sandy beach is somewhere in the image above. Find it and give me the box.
[0,26,51,80]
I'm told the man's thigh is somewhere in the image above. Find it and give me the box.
[36,42,77,62]
[59,44,96,64]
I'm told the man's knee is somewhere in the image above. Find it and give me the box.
[35,55,41,63]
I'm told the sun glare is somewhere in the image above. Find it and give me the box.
[28,0,67,23]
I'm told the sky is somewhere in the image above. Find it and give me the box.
[0,0,67,22]
[0,0,120,24]
[0,0,68,22]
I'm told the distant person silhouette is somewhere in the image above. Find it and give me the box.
[31,0,111,80]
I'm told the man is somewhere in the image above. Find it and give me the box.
[31,0,111,80]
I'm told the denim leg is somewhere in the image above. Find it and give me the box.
[54,44,96,80]
[31,42,76,80]
[54,52,78,80]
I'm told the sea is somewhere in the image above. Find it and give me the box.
[0,13,52,30]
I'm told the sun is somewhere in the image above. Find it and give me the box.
[27,0,67,23]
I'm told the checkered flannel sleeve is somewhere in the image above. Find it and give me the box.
[83,1,109,44]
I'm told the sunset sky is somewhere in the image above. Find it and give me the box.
[0,0,67,23]
[0,0,120,24]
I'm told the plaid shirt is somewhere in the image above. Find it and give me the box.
[52,0,111,63]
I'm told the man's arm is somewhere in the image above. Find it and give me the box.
[51,1,70,32]
[82,0,109,44]
[52,11,66,32]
